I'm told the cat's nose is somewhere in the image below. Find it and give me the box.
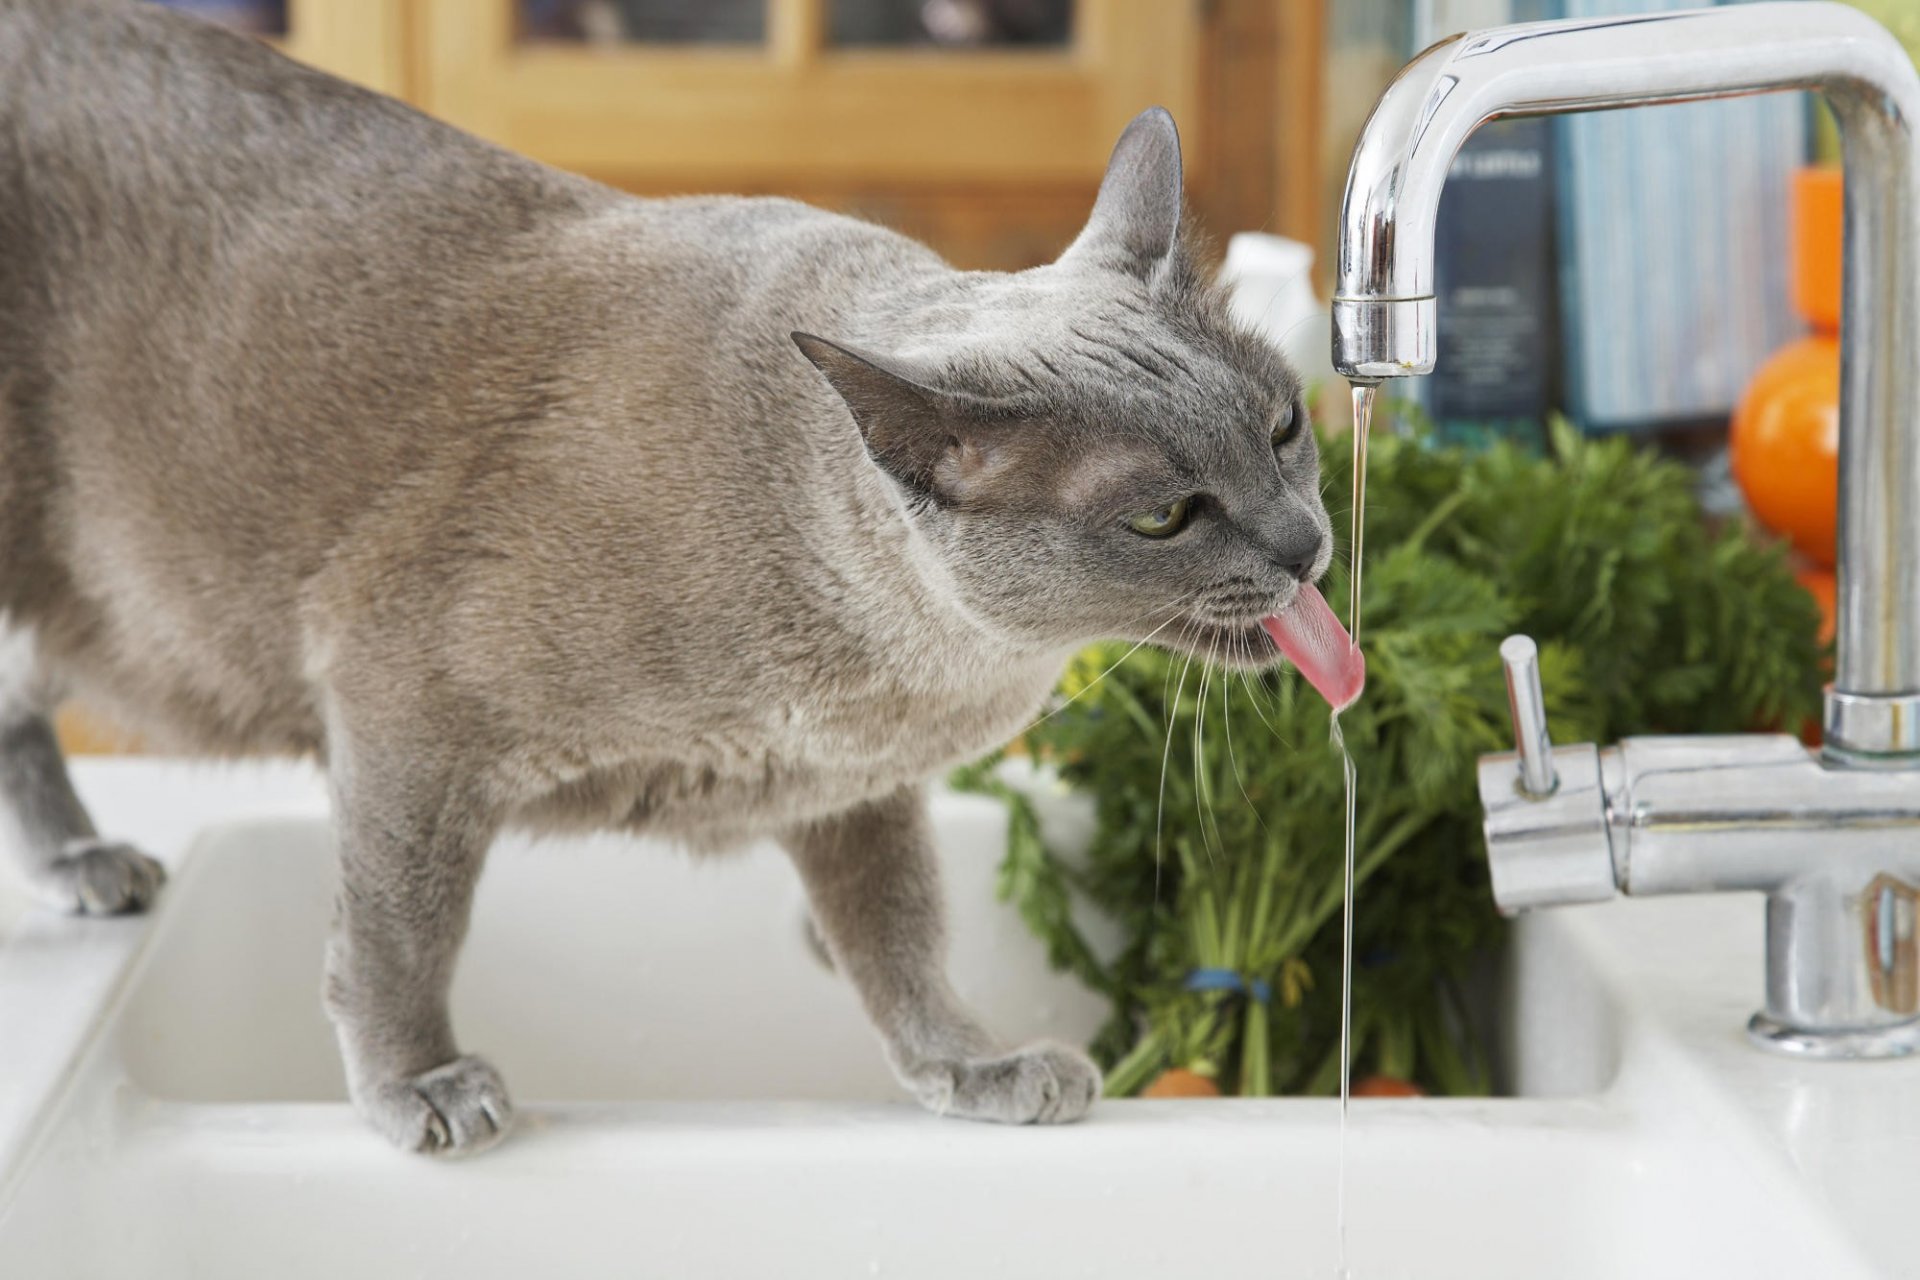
[1276,535,1325,583]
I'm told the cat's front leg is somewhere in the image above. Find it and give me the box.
[783,786,1100,1124]
[321,707,511,1156]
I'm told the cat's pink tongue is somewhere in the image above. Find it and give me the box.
[1261,585,1365,712]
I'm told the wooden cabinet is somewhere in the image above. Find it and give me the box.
[416,0,1203,191]
[170,1,1327,267]
[277,0,410,96]
[259,0,1324,270]
[405,0,1223,269]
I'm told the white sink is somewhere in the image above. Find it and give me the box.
[0,762,1906,1278]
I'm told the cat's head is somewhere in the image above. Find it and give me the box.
[794,108,1327,668]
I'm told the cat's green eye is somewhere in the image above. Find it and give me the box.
[1128,496,1193,539]
[1271,400,1303,448]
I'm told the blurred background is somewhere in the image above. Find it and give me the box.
[150,0,1317,274]
[134,1,1918,392]
[130,1,1913,446]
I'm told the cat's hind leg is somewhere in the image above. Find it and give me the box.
[782,786,1101,1124]
[0,622,164,914]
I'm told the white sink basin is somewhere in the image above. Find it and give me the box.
[0,762,1906,1278]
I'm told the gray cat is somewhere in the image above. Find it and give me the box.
[0,0,1330,1155]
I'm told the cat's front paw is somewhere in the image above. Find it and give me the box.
[35,838,165,915]
[354,1054,514,1157]
[907,1041,1101,1125]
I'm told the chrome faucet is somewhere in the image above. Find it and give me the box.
[1332,3,1920,1058]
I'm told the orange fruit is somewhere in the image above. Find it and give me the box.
[1141,1067,1221,1098]
[1731,335,1839,567]
[1351,1075,1425,1098]
[1791,167,1842,331]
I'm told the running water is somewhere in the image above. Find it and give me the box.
[1348,384,1373,643]
[1334,381,1376,1280]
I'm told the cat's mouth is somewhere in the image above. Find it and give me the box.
[1155,580,1312,668]
[1166,613,1287,668]
[1180,584,1365,709]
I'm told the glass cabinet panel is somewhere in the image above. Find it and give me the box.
[515,1,1073,49]
[828,0,1072,48]
[149,0,288,36]
[520,1,767,45]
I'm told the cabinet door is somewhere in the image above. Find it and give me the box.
[279,0,409,96]
[415,0,1202,189]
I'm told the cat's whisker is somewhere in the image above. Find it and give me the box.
[1152,586,1211,700]
[1235,655,1282,739]
[1204,642,1239,849]
[1192,633,1222,871]
[1158,611,1189,734]
[1190,643,1209,869]
[1154,621,1199,903]
[1220,643,1271,838]
[1273,307,1327,352]
[1221,625,1267,725]
[1011,607,1188,743]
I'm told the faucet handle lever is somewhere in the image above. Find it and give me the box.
[1499,635,1557,797]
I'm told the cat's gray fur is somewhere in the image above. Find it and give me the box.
[0,0,1328,1154]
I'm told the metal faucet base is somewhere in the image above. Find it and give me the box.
[1747,1012,1920,1060]
[1823,688,1920,762]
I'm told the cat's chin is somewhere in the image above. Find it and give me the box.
[1164,619,1285,668]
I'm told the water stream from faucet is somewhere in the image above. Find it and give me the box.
[1330,711,1357,1280]
[1333,381,1376,1279]
[1348,384,1373,646]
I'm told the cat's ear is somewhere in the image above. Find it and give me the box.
[792,332,1010,503]
[1061,107,1183,275]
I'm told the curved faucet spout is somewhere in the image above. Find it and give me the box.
[1332,2,1920,748]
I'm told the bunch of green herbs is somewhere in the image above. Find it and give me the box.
[954,414,1826,1097]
